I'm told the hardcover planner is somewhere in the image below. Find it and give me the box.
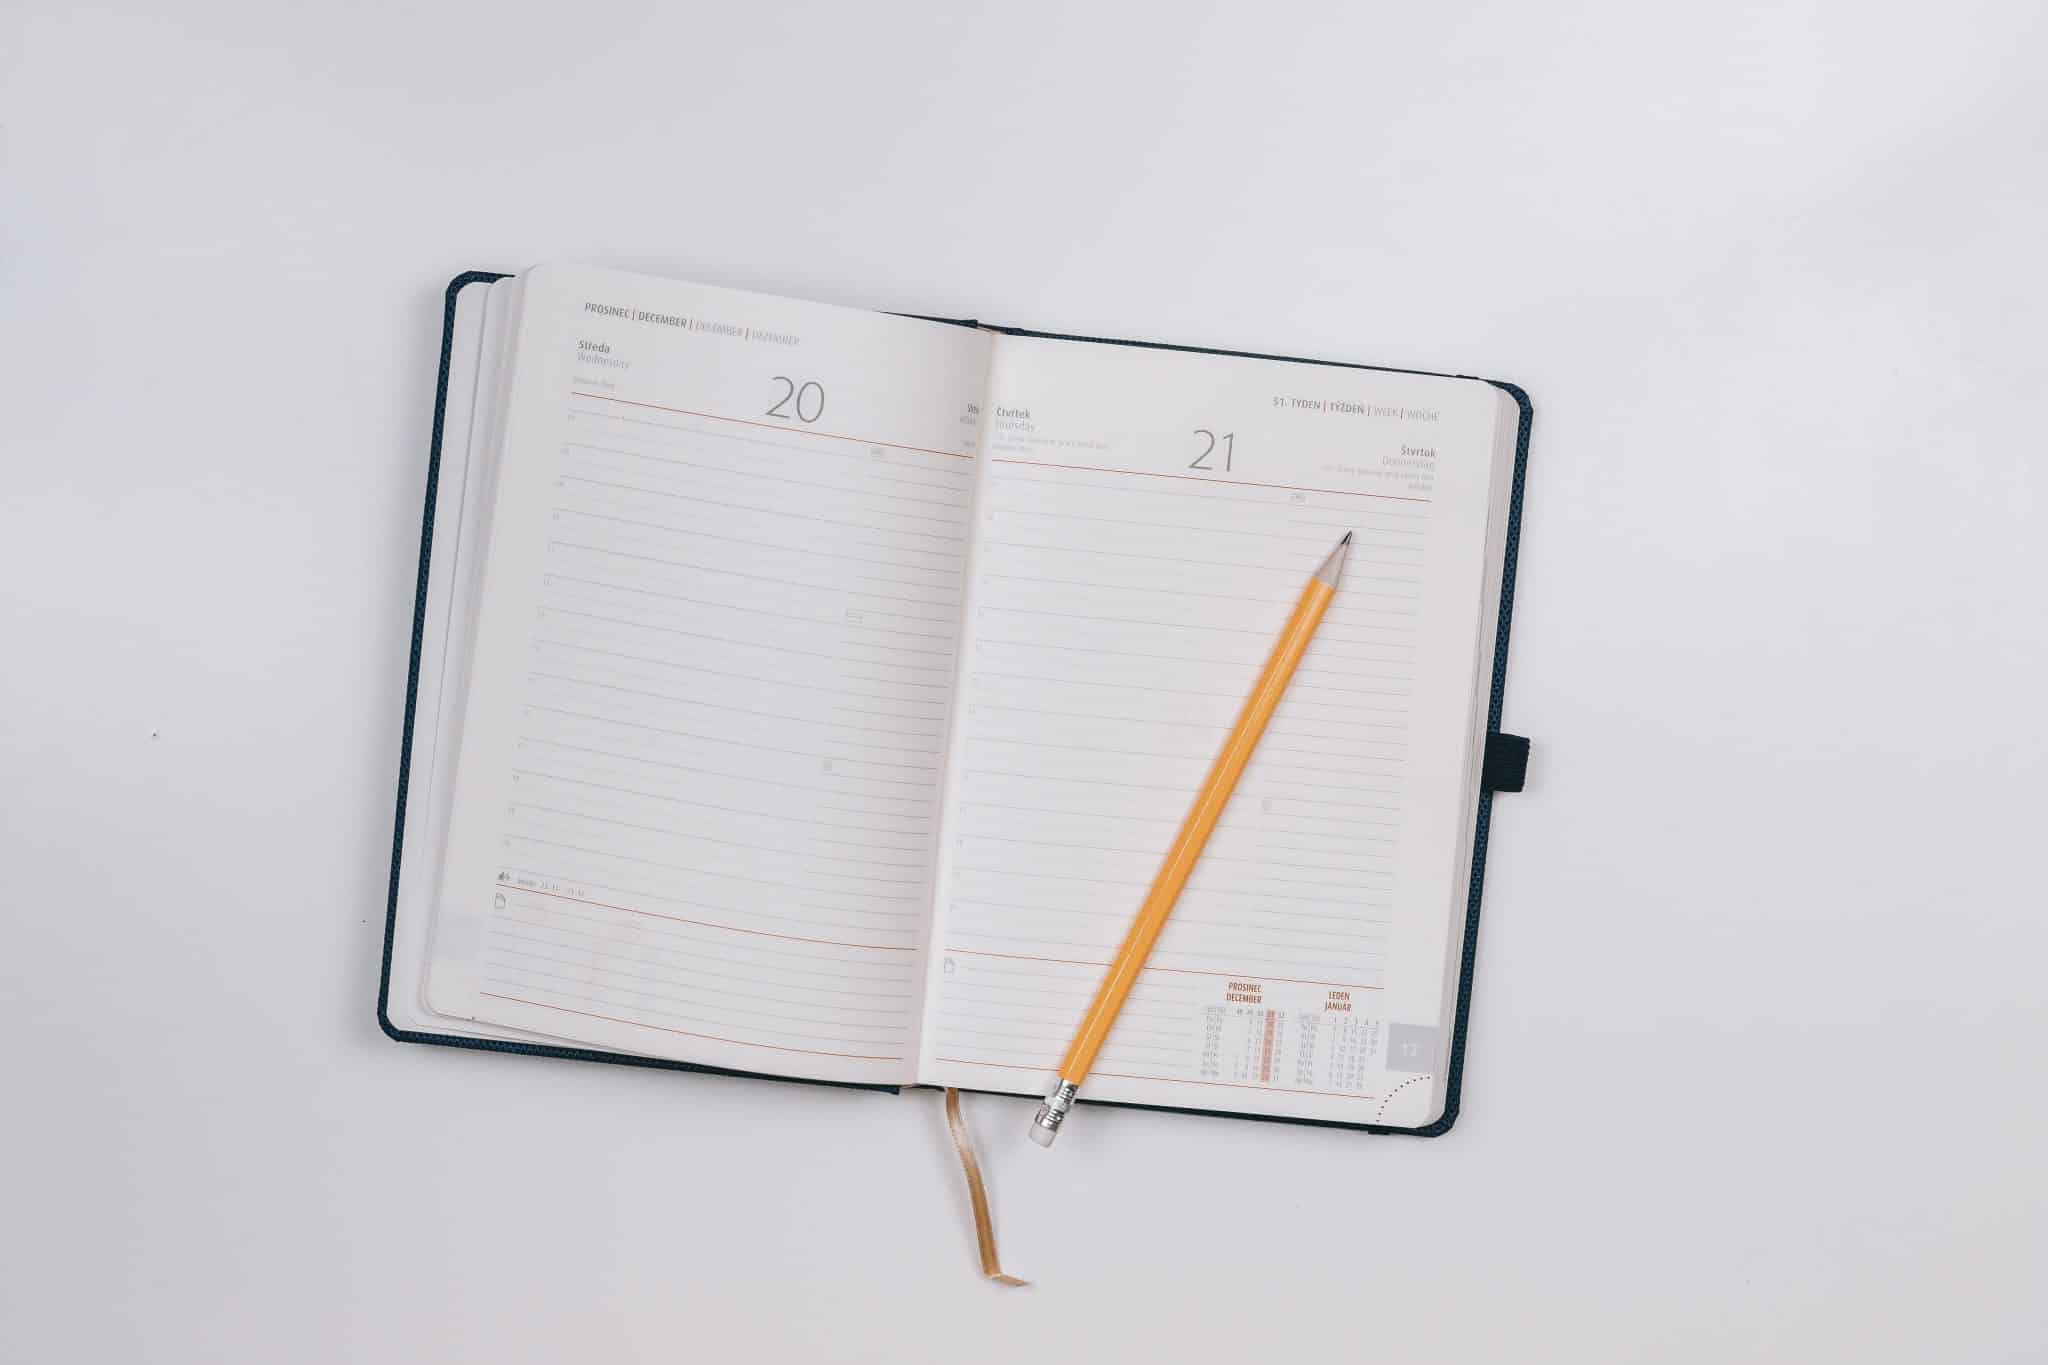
[380,265,1533,1134]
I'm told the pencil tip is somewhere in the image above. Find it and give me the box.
[1313,533,1351,587]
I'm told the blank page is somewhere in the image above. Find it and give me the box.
[917,334,1513,1125]
[428,265,990,1086]
[387,275,534,1041]
[400,277,633,1050]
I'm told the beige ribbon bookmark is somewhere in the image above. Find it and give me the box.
[943,1088,1029,1287]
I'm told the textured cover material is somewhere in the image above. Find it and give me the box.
[378,272,1536,1134]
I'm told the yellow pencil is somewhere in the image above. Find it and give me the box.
[1029,532,1352,1146]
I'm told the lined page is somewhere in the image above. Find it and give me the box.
[918,335,1509,1125]
[428,266,989,1085]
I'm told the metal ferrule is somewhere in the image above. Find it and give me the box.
[1030,1080,1080,1147]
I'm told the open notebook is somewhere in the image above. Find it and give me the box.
[381,265,1533,1133]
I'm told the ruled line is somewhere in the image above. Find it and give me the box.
[528,705,939,778]
[940,946,1382,993]
[991,505,1425,545]
[957,797,1394,841]
[529,673,944,748]
[510,768,932,847]
[562,475,968,542]
[563,441,971,510]
[552,510,965,582]
[548,538,961,607]
[546,573,961,641]
[497,884,914,952]
[509,836,926,904]
[510,804,928,878]
[487,943,911,1028]
[569,407,969,479]
[944,930,1383,973]
[498,894,914,981]
[495,919,911,1001]
[957,832,1387,876]
[972,635,1415,677]
[534,641,948,705]
[482,991,905,1062]
[572,390,970,460]
[990,456,1431,503]
[951,896,1386,931]
[964,699,1406,735]
[516,736,934,811]
[982,538,1423,587]
[534,610,949,675]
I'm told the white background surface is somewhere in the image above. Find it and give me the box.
[4,2,2044,1360]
